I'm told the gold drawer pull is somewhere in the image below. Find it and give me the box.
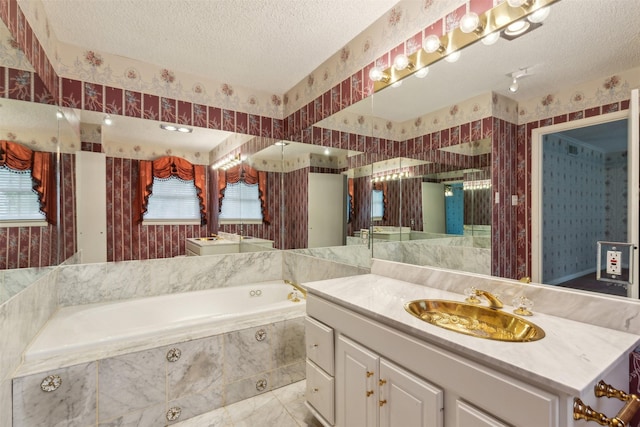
[366,371,374,378]
[379,399,387,407]
[366,390,374,397]
[379,379,387,386]
[313,387,319,393]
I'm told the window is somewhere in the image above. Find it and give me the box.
[219,181,263,223]
[372,189,384,220]
[0,166,46,224]
[144,176,200,223]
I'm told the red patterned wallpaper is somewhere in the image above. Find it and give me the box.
[284,167,308,249]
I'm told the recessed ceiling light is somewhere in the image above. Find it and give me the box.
[103,115,113,126]
[274,141,289,146]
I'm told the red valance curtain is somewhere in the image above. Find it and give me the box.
[347,178,354,223]
[0,140,56,225]
[218,163,270,224]
[372,181,388,221]
[135,156,207,224]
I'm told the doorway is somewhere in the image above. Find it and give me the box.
[532,94,639,298]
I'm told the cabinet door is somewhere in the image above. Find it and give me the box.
[456,400,511,427]
[379,359,443,427]
[337,335,378,427]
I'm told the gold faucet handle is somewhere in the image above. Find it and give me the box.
[464,287,481,304]
[595,380,636,402]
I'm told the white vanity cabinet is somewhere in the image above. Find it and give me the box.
[306,294,560,427]
[337,334,444,427]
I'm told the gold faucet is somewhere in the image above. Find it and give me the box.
[473,289,503,310]
[285,280,307,302]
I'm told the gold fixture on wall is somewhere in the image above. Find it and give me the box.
[573,380,640,426]
[370,0,559,93]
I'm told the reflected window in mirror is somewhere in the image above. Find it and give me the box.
[136,156,207,225]
[0,141,56,226]
[219,181,263,223]
[217,163,270,225]
[0,166,47,224]
[144,176,201,223]
[372,188,384,220]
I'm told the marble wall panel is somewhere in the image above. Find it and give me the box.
[13,362,97,427]
[98,348,165,422]
[270,317,305,368]
[224,326,272,384]
[97,403,166,427]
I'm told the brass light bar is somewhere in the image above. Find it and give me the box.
[372,0,560,92]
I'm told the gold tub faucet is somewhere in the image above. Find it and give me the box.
[285,280,307,302]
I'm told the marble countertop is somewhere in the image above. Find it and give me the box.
[304,273,640,396]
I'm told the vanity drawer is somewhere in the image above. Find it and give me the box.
[305,316,334,375]
[306,360,335,425]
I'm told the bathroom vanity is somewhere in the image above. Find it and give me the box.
[303,274,640,427]
[185,236,274,256]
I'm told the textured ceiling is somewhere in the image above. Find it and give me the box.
[40,0,400,95]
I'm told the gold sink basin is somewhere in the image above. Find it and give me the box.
[404,299,545,342]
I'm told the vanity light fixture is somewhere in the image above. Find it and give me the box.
[103,114,113,126]
[160,123,193,133]
[324,148,330,155]
[371,171,409,182]
[212,154,241,170]
[370,0,558,93]
[509,78,519,93]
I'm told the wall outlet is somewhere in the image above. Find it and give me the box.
[606,250,622,275]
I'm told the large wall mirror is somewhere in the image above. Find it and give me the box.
[3,0,640,300]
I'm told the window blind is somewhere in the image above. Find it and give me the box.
[219,181,263,221]
[144,176,200,220]
[0,166,45,221]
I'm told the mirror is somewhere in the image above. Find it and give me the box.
[0,19,80,300]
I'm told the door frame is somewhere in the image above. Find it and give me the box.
[531,110,630,288]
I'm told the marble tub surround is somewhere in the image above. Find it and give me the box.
[57,250,283,306]
[0,267,59,427]
[0,266,55,304]
[13,318,306,427]
[283,251,369,282]
[371,259,640,335]
[372,238,491,275]
[289,245,373,270]
[304,273,640,396]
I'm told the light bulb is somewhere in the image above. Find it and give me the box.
[393,54,410,71]
[509,78,519,93]
[528,6,550,23]
[423,34,442,53]
[445,51,461,63]
[369,66,384,82]
[481,31,500,45]
[414,67,429,78]
[507,0,527,7]
[391,80,403,88]
[103,115,113,126]
[459,12,480,33]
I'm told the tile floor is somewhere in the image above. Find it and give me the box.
[173,380,322,427]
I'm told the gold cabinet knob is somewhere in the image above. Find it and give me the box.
[379,379,387,386]
[366,371,374,378]
[366,390,374,397]
[379,399,387,407]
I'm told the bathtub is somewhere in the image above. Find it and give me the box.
[15,280,307,425]
[24,279,305,365]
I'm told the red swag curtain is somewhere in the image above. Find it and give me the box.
[0,140,56,225]
[347,178,354,223]
[372,181,388,221]
[218,163,270,224]
[135,156,207,224]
